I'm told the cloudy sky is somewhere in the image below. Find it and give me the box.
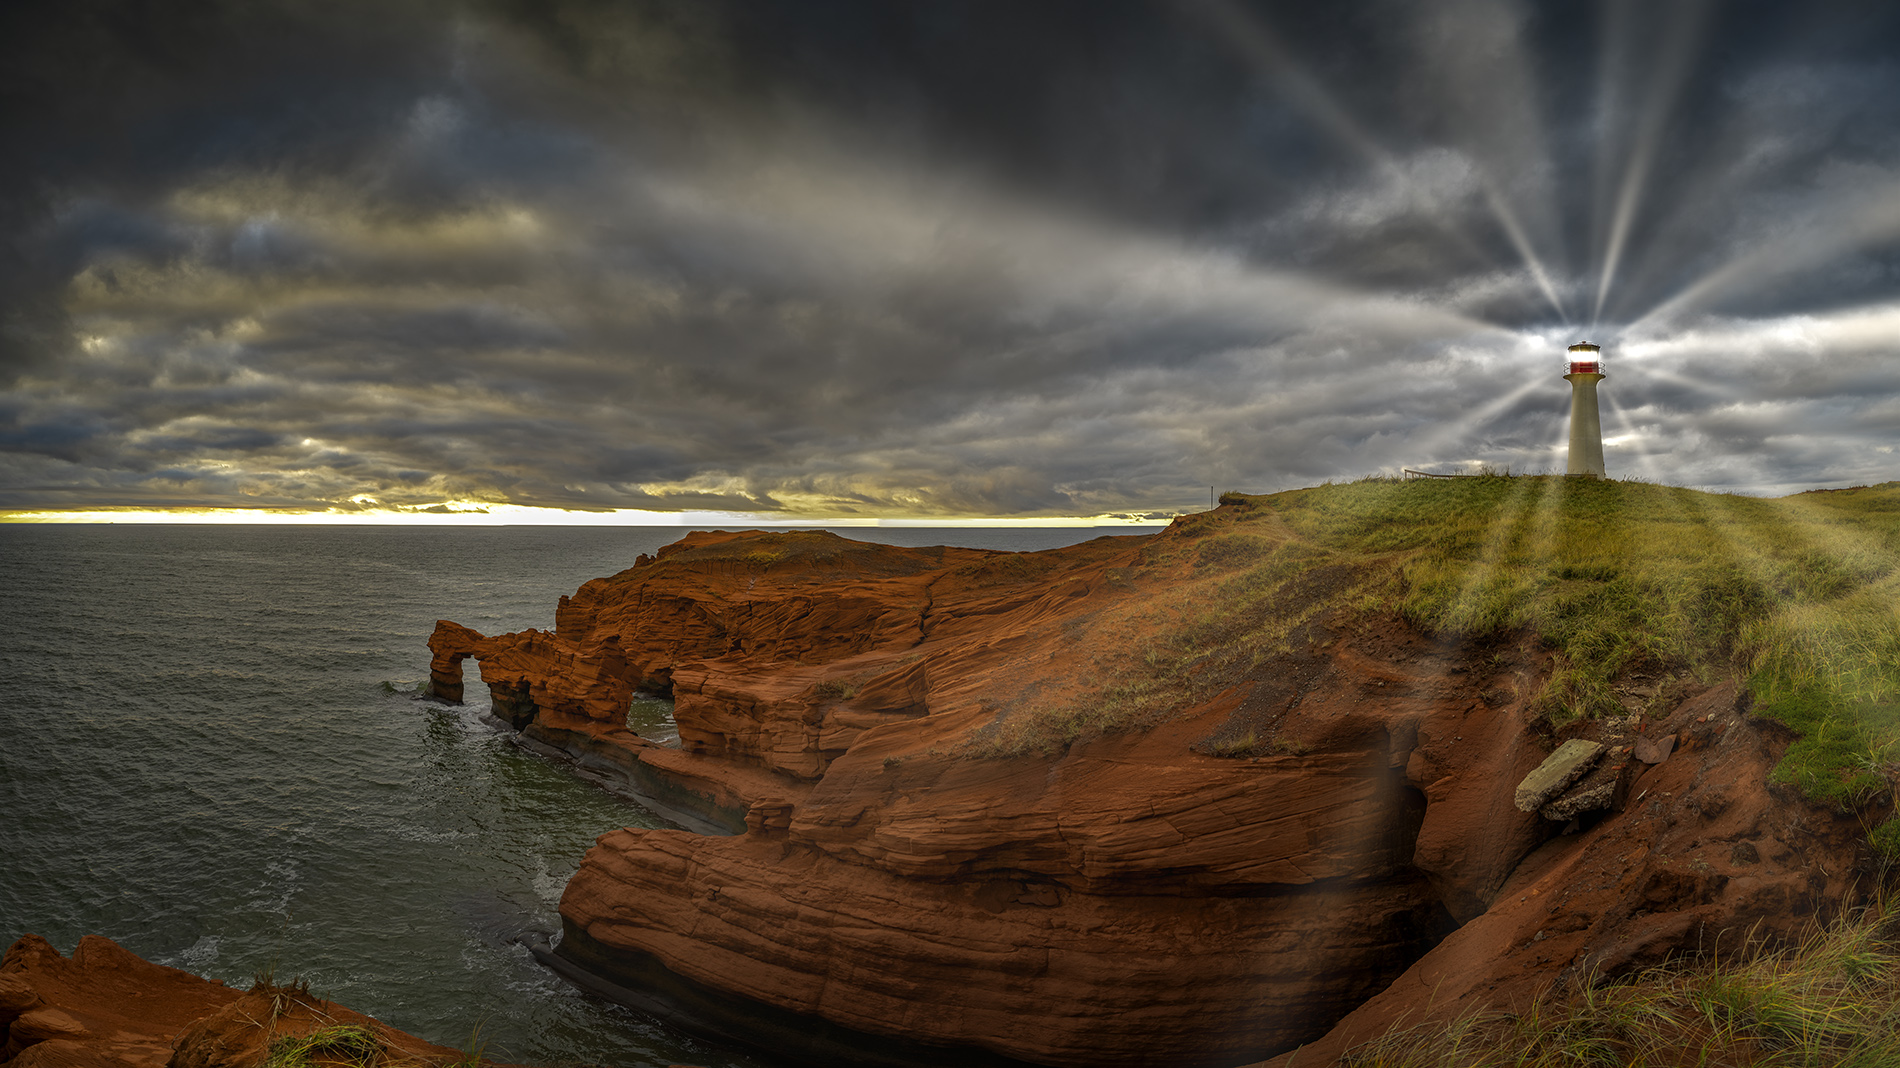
[4,0,1900,521]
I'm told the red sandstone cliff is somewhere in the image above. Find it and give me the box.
[0,935,489,1067]
[430,518,1871,1067]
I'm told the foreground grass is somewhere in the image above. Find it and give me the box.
[248,971,493,1068]
[1267,477,1900,819]
[972,476,1900,842]
[262,1025,383,1068]
[1346,902,1900,1067]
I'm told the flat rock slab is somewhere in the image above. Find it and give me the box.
[1514,739,1605,813]
[1634,733,1677,765]
[1542,780,1618,821]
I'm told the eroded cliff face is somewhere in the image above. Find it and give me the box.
[430,516,1871,1068]
[0,935,480,1068]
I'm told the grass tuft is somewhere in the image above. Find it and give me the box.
[1347,902,1900,1067]
[261,1025,382,1068]
[1206,731,1265,758]
[443,1021,492,1068]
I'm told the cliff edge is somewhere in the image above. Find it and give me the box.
[0,934,491,1068]
[431,485,1878,1067]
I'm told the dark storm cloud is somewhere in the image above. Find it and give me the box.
[5,0,1900,517]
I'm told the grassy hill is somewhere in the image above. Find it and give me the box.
[1280,477,1900,814]
[992,475,1900,848]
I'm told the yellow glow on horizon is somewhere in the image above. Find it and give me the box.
[0,502,1177,528]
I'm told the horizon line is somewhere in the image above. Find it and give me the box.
[0,503,1184,527]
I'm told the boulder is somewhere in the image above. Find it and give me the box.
[1514,739,1605,813]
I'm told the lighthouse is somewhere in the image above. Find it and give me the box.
[1564,343,1606,478]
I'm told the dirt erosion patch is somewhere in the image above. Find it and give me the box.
[425,514,1873,1067]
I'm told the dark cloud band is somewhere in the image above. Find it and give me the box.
[4,0,1900,517]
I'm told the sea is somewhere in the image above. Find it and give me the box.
[0,523,1156,1068]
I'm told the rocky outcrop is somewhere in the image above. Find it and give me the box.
[0,935,486,1067]
[1514,739,1605,812]
[433,519,1873,1067]
[552,708,1459,1067]
[0,934,239,1067]
[1262,685,1867,1065]
[167,983,477,1068]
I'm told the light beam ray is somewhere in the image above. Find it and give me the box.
[1625,187,1900,331]
[1183,0,1569,321]
[1483,183,1571,324]
[1404,0,1572,322]
[1406,373,1553,465]
[1426,471,1550,634]
[1614,361,1748,406]
[1592,0,1713,326]
[1602,392,1674,485]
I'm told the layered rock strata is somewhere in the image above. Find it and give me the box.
[0,935,484,1068]
[1263,684,1866,1065]
[431,519,1871,1067]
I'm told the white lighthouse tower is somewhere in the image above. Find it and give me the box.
[1564,342,1606,478]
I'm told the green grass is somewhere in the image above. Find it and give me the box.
[1344,901,1900,1067]
[969,477,1900,834]
[246,973,494,1067]
[1266,477,1900,826]
[448,1022,491,1068]
[261,1025,382,1068]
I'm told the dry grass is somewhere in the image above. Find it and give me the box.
[1346,901,1900,1067]
[963,524,1395,758]
[262,1025,384,1068]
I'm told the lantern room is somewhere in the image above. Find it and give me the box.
[1566,342,1603,376]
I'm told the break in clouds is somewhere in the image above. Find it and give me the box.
[4,0,1900,518]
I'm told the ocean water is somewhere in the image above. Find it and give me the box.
[0,523,1156,1067]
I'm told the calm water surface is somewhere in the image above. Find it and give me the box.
[0,524,1154,1067]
